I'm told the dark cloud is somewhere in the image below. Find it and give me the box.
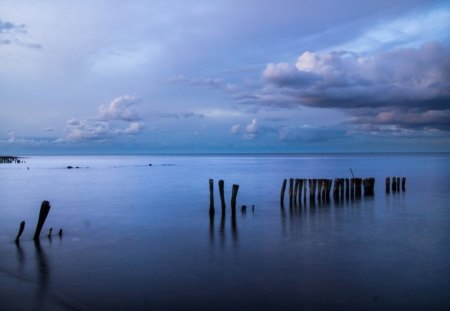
[0,19,41,49]
[239,42,450,131]
[0,20,26,34]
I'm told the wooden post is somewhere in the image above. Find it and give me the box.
[355,178,362,197]
[33,200,51,241]
[15,221,25,243]
[396,177,400,192]
[309,179,317,201]
[333,178,339,200]
[298,179,304,204]
[317,179,323,201]
[386,177,390,193]
[218,179,226,213]
[392,177,397,192]
[280,179,287,206]
[401,177,406,192]
[209,179,215,216]
[293,179,299,206]
[345,178,350,199]
[289,178,294,207]
[363,178,375,196]
[350,178,355,199]
[303,179,307,202]
[339,178,344,199]
[231,184,239,216]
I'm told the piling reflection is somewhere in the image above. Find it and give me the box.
[209,208,239,249]
[34,240,50,311]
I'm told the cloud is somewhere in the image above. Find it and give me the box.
[0,19,41,49]
[63,96,145,142]
[230,124,240,134]
[158,112,205,119]
[240,41,450,131]
[98,95,141,121]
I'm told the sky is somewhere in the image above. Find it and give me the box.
[1,0,449,154]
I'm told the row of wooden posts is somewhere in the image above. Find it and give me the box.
[386,177,406,193]
[0,156,23,164]
[209,179,240,216]
[280,177,377,206]
[15,200,62,243]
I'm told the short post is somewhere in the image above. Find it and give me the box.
[231,184,239,216]
[293,179,299,206]
[401,177,406,192]
[386,177,390,193]
[350,178,355,199]
[218,179,226,213]
[303,179,307,202]
[15,221,25,243]
[280,179,287,206]
[209,179,215,216]
[33,200,51,241]
[298,179,304,203]
[317,179,323,201]
[396,177,400,192]
[333,178,339,200]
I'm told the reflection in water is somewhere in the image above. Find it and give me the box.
[15,241,25,276]
[34,240,50,311]
[209,208,239,249]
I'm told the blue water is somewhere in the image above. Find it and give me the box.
[0,154,449,310]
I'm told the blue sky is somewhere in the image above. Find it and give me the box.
[1,0,449,154]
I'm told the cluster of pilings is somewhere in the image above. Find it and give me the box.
[15,200,63,243]
[280,177,376,207]
[0,156,23,164]
[209,179,240,217]
[385,177,406,193]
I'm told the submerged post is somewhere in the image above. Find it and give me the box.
[401,177,406,192]
[386,177,390,193]
[15,221,25,243]
[209,179,215,216]
[218,179,226,213]
[33,201,51,241]
[231,184,239,216]
[280,179,287,206]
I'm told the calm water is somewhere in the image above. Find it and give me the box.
[0,154,449,310]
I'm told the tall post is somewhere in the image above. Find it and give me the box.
[280,179,287,206]
[209,179,215,216]
[33,201,51,241]
[231,184,239,216]
[218,179,226,213]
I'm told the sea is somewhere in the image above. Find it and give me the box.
[0,153,449,310]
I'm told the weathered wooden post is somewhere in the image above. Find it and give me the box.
[354,178,362,197]
[333,178,339,200]
[386,177,390,193]
[396,177,400,192]
[218,179,226,213]
[345,178,350,199]
[298,179,304,204]
[309,179,317,201]
[392,177,397,192]
[289,178,294,207]
[280,179,287,206]
[401,177,406,192]
[303,179,307,202]
[317,179,323,201]
[363,178,375,196]
[209,179,215,216]
[339,178,344,199]
[15,221,25,243]
[350,178,355,199]
[293,179,299,206]
[231,184,239,216]
[33,200,51,241]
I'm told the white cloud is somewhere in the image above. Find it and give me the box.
[230,124,240,134]
[98,95,141,121]
[244,118,259,140]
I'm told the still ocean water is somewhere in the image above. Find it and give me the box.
[0,154,449,310]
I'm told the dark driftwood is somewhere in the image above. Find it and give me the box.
[231,184,239,216]
[33,201,51,241]
[280,179,287,206]
[209,179,215,216]
[401,177,406,192]
[218,179,226,213]
[15,221,25,243]
[386,177,390,193]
